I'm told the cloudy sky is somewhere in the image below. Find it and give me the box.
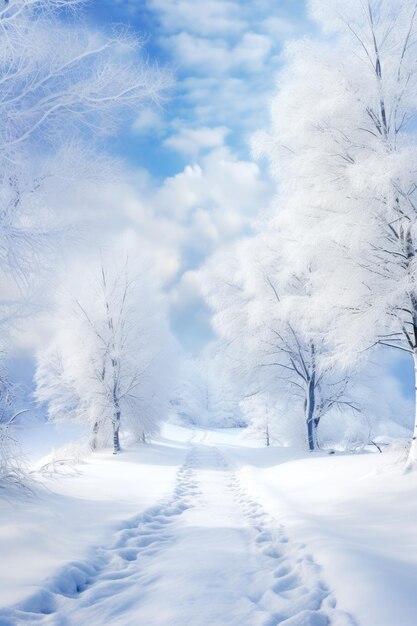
[7,0,413,412]
[70,0,310,352]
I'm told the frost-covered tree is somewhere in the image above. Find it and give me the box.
[195,348,243,428]
[0,0,168,305]
[241,392,308,448]
[0,0,169,476]
[0,364,27,488]
[242,394,274,447]
[255,0,417,466]
[0,0,168,281]
[171,349,243,428]
[35,261,176,454]
[0,0,166,152]
[203,233,358,450]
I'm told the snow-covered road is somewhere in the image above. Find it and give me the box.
[1,439,356,626]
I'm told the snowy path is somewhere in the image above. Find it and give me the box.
[1,444,356,626]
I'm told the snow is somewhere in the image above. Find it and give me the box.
[227,442,417,626]
[0,425,188,610]
[1,425,417,625]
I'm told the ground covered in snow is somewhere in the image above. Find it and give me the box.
[1,425,416,626]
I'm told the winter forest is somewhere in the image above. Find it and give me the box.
[1,0,417,624]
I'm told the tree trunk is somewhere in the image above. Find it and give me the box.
[406,351,417,469]
[306,343,317,452]
[113,410,121,455]
[313,417,320,450]
[306,409,316,451]
[90,420,99,450]
[305,377,317,451]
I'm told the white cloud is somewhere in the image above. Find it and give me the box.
[162,31,273,74]
[164,125,229,156]
[132,108,164,134]
[163,33,230,74]
[53,145,269,280]
[147,0,246,36]
[62,154,252,281]
[177,75,271,131]
[142,4,305,153]
[112,1,306,152]
[170,270,203,308]
[233,33,273,71]
[261,16,300,38]
[152,147,269,236]
[11,144,269,356]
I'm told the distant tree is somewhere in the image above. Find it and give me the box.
[36,261,176,454]
[195,348,243,428]
[171,350,243,428]
[243,395,273,447]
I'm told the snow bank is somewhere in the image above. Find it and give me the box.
[1,424,189,608]
[224,442,417,626]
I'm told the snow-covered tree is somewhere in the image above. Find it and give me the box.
[0,0,167,153]
[0,0,169,477]
[0,0,168,312]
[0,0,168,282]
[0,364,27,488]
[170,349,243,428]
[195,348,243,428]
[35,260,176,454]
[255,0,417,465]
[242,394,274,447]
[202,232,358,450]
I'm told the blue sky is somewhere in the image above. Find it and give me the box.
[76,0,310,352]
[90,0,309,174]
